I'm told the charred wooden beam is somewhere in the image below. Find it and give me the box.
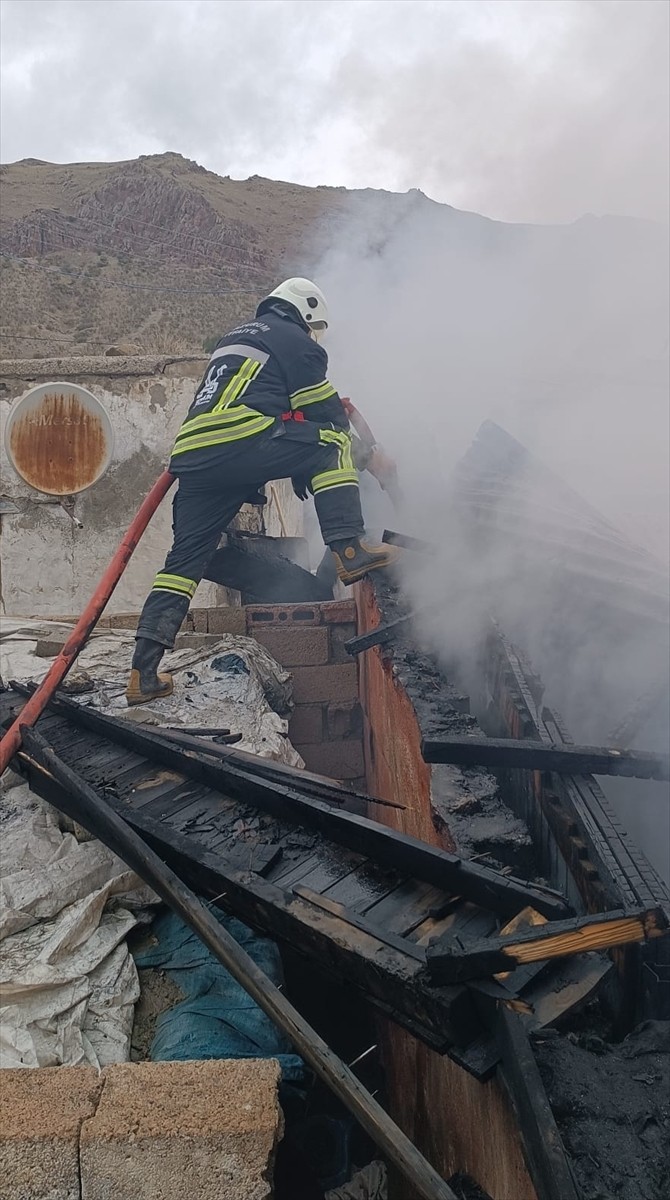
[422,733,670,781]
[345,612,417,655]
[496,1007,581,1200]
[19,727,458,1200]
[382,529,435,554]
[10,684,571,921]
[17,744,464,1055]
[426,906,669,984]
[153,725,403,811]
[161,728,243,749]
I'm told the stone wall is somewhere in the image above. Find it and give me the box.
[0,356,301,617]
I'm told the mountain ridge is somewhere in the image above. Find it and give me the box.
[0,151,665,359]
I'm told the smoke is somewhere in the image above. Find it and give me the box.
[306,190,670,878]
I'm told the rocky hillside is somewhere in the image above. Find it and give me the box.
[0,151,667,366]
[0,152,357,357]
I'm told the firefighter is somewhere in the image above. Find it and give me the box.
[126,277,399,705]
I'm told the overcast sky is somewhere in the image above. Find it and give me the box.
[1,0,668,223]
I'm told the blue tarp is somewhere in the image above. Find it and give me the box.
[135,906,305,1081]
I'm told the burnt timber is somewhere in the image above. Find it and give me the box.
[20,725,458,1200]
[4,685,576,1080]
[426,906,669,984]
[421,733,670,781]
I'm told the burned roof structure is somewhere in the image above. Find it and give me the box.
[3,422,669,1200]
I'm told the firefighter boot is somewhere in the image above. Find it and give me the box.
[125,638,174,706]
[330,537,400,585]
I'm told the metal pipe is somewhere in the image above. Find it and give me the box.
[0,471,175,773]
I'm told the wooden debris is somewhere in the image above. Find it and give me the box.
[10,682,571,921]
[382,529,435,554]
[421,733,670,781]
[20,726,458,1200]
[497,1007,581,1200]
[426,907,669,983]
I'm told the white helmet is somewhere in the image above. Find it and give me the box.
[262,277,329,339]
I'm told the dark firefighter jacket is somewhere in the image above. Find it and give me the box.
[170,304,350,473]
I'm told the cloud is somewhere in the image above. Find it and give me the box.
[1,0,667,222]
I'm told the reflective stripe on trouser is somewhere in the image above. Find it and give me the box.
[308,427,362,545]
[137,424,365,646]
[137,482,249,647]
[151,572,198,599]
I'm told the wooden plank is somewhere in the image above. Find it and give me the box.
[17,749,467,1057]
[524,955,613,1029]
[422,733,670,781]
[18,728,458,1200]
[140,784,216,822]
[365,881,450,935]
[35,690,570,921]
[294,885,427,962]
[427,906,669,983]
[281,853,367,897]
[497,1007,581,1200]
[323,862,401,912]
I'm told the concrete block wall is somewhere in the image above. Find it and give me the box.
[0,1059,282,1200]
[245,599,364,784]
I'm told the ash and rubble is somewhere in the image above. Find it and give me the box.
[372,577,536,876]
[533,1018,670,1200]
[369,573,670,1199]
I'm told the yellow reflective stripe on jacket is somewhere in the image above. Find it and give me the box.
[177,406,266,434]
[290,380,337,410]
[171,416,274,456]
[213,358,262,412]
[151,572,198,598]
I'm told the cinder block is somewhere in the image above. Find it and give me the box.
[246,603,321,629]
[175,633,222,651]
[109,612,139,630]
[0,1066,102,1200]
[321,600,357,625]
[326,701,363,740]
[295,738,365,780]
[291,663,358,705]
[289,704,324,744]
[207,606,247,635]
[328,623,357,663]
[35,638,66,658]
[191,607,209,632]
[80,1059,282,1200]
[180,610,195,633]
[252,626,329,667]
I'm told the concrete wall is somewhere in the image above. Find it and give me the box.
[0,356,301,617]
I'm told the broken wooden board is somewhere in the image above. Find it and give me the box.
[421,733,670,781]
[426,906,669,984]
[8,684,571,922]
[497,1007,581,1200]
